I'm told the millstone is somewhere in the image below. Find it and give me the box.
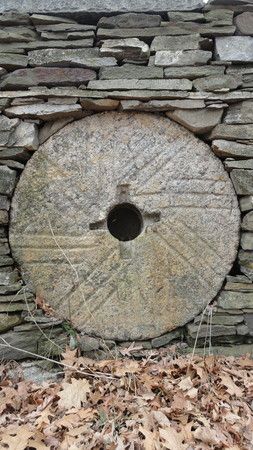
[9,112,240,341]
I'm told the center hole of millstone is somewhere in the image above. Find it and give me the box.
[107,203,143,242]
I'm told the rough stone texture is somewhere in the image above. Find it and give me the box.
[0,27,37,43]
[215,36,253,62]
[242,211,253,230]
[80,98,119,111]
[1,67,97,89]
[87,79,192,91]
[224,101,253,124]
[35,23,95,32]
[212,140,253,158]
[218,291,253,310]
[210,124,253,141]
[0,53,28,69]
[234,12,253,36]
[98,13,161,28]
[0,314,22,333]
[155,50,212,66]
[9,112,239,341]
[38,118,74,144]
[10,122,39,151]
[28,48,117,69]
[231,170,253,195]
[0,39,94,52]
[166,108,223,134]
[100,38,150,61]
[241,232,253,250]
[168,12,204,22]
[30,14,77,24]
[164,65,225,79]
[193,75,242,92]
[187,323,236,338]
[151,329,182,348]
[120,99,205,111]
[239,250,253,280]
[224,159,253,170]
[99,64,163,80]
[150,34,201,52]
[240,196,253,212]
[0,166,16,197]
[5,104,82,120]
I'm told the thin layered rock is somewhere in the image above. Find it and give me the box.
[97,13,161,28]
[155,50,212,66]
[87,79,192,91]
[100,38,150,61]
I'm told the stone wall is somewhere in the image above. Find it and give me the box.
[0,0,253,359]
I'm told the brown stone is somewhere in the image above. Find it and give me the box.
[10,112,239,341]
[80,98,119,111]
[166,108,223,134]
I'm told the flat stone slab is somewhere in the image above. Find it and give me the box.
[10,112,239,341]
[215,36,253,62]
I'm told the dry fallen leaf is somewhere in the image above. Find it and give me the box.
[58,378,91,409]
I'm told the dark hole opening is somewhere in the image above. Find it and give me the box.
[107,203,143,242]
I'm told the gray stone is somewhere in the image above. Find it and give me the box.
[242,211,253,230]
[187,323,236,338]
[212,140,253,158]
[241,232,253,250]
[100,38,150,61]
[240,196,253,212]
[0,39,94,52]
[193,75,242,92]
[155,50,212,66]
[225,159,253,170]
[38,118,74,144]
[5,104,83,120]
[40,30,94,40]
[0,292,34,303]
[235,12,253,36]
[210,124,253,141]
[224,101,253,124]
[245,313,253,333]
[183,344,253,357]
[0,160,24,170]
[150,34,201,52]
[0,211,8,225]
[0,282,23,294]
[239,250,253,280]
[215,36,253,62]
[98,13,161,28]
[99,64,163,79]
[80,98,119,111]
[30,13,77,24]
[204,9,234,26]
[9,112,239,341]
[231,170,253,195]
[0,53,28,69]
[87,79,192,91]
[10,122,39,151]
[224,282,253,292]
[0,314,22,333]
[0,148,31,162]
[1,67,97,89]
[0,115,19,148]
[218,291,253,310]
[28,48,117,69]
[166,108,223,134]
[194,314,244,325]
[35,23,95,32]
[0,255,14,266]
[79,335,100,352]
[0,27,37,43]
[0,166,16,197]
[164,65,225,79]
[0,241,10,255]
[0,269,19,285]
[0,12,30,25]
[151,329,182,348]
[0,99,10,111]
[0,302,34,313]
[0,195,10,211]
[237,324,249,335]
[168,12,204,22]
[120,99,205,111]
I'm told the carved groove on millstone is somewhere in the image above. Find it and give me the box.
[9,112,240,341]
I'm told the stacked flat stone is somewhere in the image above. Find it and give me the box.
[0,0,252,358]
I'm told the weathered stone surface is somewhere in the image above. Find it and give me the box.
[239,250,253,280]
[9,112,239,341]
[0,148,31,162]
[0,53,28,69]
[0,301,34,313]
[164,65,225,79]
[151,329,182,348]
[40,30,94,40]
[0,12,30,25]
[80,98,119,111]
[28,48,117,68]
[218,291,253,310]
[0,166,16,197]
[0,160,24,170]
[30,13,76,24]
[10,122,39,151]
[0,314,22,333]
[224,101,253,124]
[0,195,10,211]
[38,118,74,144]
[99,64,163,80]
[79,335,100,352]
[224,159,253,170]
[168,11,204,22]
[210,124,253,140]
[87,79,192,91]
[98,13,161,28]
[0,27,37,43]
[36,23,95,32]
[120,99,205,111]
[193,75,242,92]
[0,115,19,148]
[215,36,253,62]
[187,323,236,338]
[204,8,234,26]
[0,255,14,266]
[150,34,201,52]
[242,211,253,230]
[166,108,223,134]
[0,39,94,52]
[0,269,19,285]
[237,324,249,335]
[194,313,244,325]
[212,140,253,158]
[231,170,253,195]
[235,12,253,36]
[241,232,253,250]
[240,196,253,212]
[1,67,96,89]
[100,38,150,61]
[0,210,8,225]
[155,50,212,66]
[5,104,82,120]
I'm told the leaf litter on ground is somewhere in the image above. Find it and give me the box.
[0,349,252,449]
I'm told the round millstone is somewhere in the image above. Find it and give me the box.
[9,112,240,341]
